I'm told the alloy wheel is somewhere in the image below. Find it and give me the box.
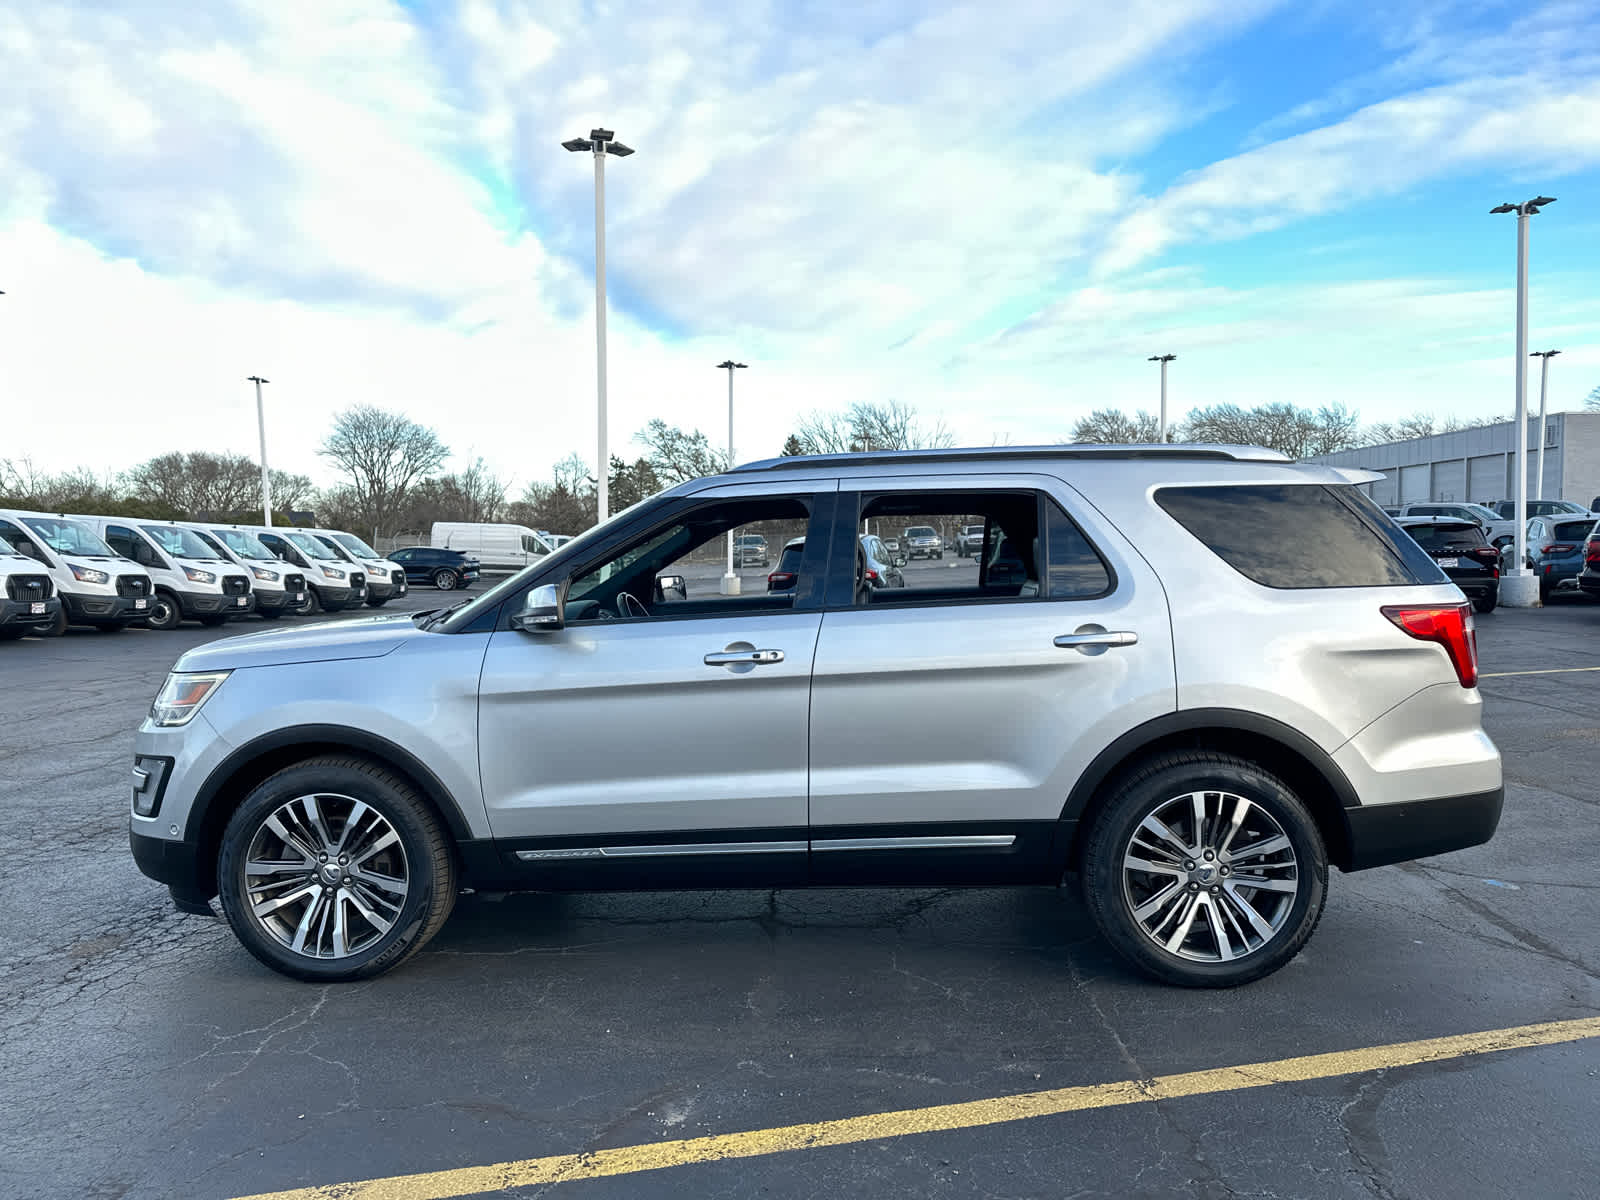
[241,793,411,960]
[1120,789,1300,963]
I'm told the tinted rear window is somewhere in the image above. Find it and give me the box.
[777,544,804,572]
[1403,523,1486,551]
[1553,520,1597,542]
[1157,484,1444,589]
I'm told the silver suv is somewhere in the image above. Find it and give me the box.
[130,446,1502,987]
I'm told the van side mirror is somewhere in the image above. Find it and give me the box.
[654,574,686,603]
[512,583,564,632]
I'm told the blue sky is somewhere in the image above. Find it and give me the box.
[3,0,1597,491]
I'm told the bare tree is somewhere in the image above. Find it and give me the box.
[126,451,260,516]
[319,406,449,536]
[1584,385,1599,412]
[1181,402,1364,457]
[269,470,317,513]
[1069,409,1159,444]
[0,458,149,515]
[635,419,728,485]
[794,400,953,454]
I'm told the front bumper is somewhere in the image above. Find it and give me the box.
[1343,786,1504,871]
[255,586,310,612]
[1579,569,1600,597]
[63,592,150,622]
[0,596,60,627]
[180,590,257,616]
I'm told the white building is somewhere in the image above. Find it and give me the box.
[1310,412,1600,509]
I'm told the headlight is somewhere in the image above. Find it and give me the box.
[150,671,230,727]
[68,563,110,584]
[366,561,387,574]
[183,566,217,584]
[321,566,347,580]
[251,566,281,582]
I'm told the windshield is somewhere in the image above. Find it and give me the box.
[285,531,340,560]
[23,517,115,558]
[331,532,381,558]
[907,526,937,538]
[141,525,219,560]
[209,528,275,559]
[1464,504,1501,523]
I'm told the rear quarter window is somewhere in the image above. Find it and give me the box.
[1157,484,1445,589]
[1553,521,1597,542]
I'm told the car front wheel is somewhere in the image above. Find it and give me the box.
[216,757,457,982]
[1082,752,1327,987]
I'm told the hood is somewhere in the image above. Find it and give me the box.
[174,614,424,672]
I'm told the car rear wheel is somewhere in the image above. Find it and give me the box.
[1082,751,1327,987]
[432,568,459,590]
[147,590,182,632]
[1474,591,1498,614]
[216,757,457,982]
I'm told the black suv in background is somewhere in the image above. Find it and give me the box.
[1579,526,1600,600]
[1396,518,1500,613]
[389,547,481,590]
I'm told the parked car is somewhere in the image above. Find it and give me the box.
[430,522,553,572]
[301,528,408,607]
[72,516,255,631]
[956,523,986,557]
[1392,502,1517,550]
[1485,499,1595,520]
[130,445,1502,989]
[254,528,368,613]
[733,534,770,567]
[389,546,481,590]
[0,510,153,634]
[0,533,61,640]
[1395,518,1500,613]
[768,535,903,593]
[1578,526,1600,601]
[902,524,944,559]
[1525,516,1600,602]
[184,524,309,619]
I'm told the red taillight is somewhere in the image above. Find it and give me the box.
[1383,603,1478,689]
[767,571,796,588]
[1541,544,1576,556]
[1587,539,1600,565]
[864,569,880,583]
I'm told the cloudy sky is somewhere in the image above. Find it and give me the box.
[4,0,1598,494]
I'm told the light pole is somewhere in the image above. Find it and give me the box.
[1148,354,1176,442]
[563,128,634,525]
[1490,195,1555,604]
[247,376,272,527]
[1531,349,1560,500]
[717,360,747,595]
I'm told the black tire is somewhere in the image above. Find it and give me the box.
[40,606,68,637]
[146,590,183,632]
[200,615,229,627]
[432,568,459,590]
[305,588,327,615]
[1474,591,1498,614]
[1082,751,1328,988]
[216,756,457,982]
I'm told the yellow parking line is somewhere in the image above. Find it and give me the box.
[232,1015,1600,1200]
[1481,666,1600,677]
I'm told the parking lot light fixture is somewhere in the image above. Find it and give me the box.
[1148,355,1176,443]
[564,128,635,524]
[1493,196,1555,603]
[718,360,748,595]
[1531,350,1560,500]
[247,376,272,527]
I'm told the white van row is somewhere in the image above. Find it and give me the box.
[0,509,409,637]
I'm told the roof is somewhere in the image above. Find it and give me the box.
[731,444,1292,473]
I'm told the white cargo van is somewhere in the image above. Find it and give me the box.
[73,516,255,631]
[252,527,368,613]
[301,528,408,606]
[0,510,153,634]
[430,522,553,572]
[184,523,310,619]
[0,532,62,639]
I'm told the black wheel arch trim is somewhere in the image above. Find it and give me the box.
[1055,708,1361,870]
[185,723,476,853]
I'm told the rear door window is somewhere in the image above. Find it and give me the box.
[1157,484,1445,588]
[1404,523,1486,552]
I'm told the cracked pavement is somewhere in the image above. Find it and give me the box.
[1,594,1597,1199]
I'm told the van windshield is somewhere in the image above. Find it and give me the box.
[210,529,275,559]
[23,517,115,558]
[330,532,380,558]
[141,525,219,560]
[285,531,340,560]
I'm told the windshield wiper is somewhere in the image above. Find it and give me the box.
[423,598,474,630]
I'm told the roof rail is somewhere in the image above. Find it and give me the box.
[731,444,1293,472]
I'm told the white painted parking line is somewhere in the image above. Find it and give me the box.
[1480,666,1600,678]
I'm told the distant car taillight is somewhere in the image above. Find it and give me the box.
[1587,539,1600,565]
[767,571,796,589]
[1541,544,1577,556]
[1382,603,1479,689]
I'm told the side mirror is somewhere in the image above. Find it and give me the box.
[654,574,686,602]
[894,556,907,568]
[512,583,564,632]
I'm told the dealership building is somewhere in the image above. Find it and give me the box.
[1309,412,1600,509]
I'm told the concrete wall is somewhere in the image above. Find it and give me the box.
[1563,413,1600,509]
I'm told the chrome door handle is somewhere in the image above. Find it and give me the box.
[1053,631,1138,648]
[704,649,785,666]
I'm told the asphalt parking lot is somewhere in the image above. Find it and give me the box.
[1,585,1597,1200]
